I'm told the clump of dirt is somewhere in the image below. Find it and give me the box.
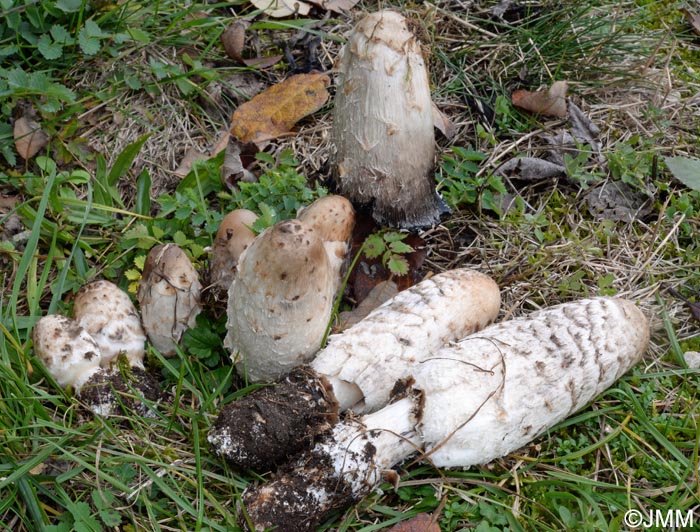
[79,367,161,417]
[208,366,339,471]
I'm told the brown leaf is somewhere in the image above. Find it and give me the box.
[684,9,700,35]
[387,513,440,532]
[230,73,330,144]
[174,148,208,178]
[221,21,283,69]
[335,280,398,333]
[512,80,568,118]
[222,137,258,189]
[431,101,457,140]
[250,0,311,18]
[496,157,566,181]
[14,116,49,160]
[307,0,359,12]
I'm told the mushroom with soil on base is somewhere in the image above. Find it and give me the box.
[225,218,335,383]
[208,268,501,470]
[208,209,258,302]
[332,10,444,229]
[239,297,650,532]
[33,314,159,417]
[138,244,203,356]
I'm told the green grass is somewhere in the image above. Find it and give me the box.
[2,0,700,530]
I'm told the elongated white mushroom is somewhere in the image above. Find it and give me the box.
[225,218,334,383]
[332,10,442,228]
[209,268,500,470]
[297,195,355,294]
[138,244,202,356]
[73,280,146,369]
[209,209,258,300]
[33,315,159,416]
[240,297,650,531]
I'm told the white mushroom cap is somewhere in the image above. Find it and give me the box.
[416,297,650,467]
[332,10,439,228]
[226,218,334,382]
[298,195,355,293]
[210,209,258,295]
[137,244,202,356]
[73,280,146,369]
[32,314,102,392]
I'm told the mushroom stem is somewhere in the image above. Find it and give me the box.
[209,268,500,470]
[239,297,650,532]
[240,396,421,532]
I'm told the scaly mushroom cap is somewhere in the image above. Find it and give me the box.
[225,218,334,382]
[417,297,650,467]
[297,195,355,293]
[73,280,146,369]
[137,244,202,356]
[209,209,258,297]
[332,10,440,229]
[32,315,102,392]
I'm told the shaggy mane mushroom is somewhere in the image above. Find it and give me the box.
[239,297,650,532]
[332,10,443,229]
[209,268,500,470]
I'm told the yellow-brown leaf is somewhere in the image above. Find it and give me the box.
[230,73,330,144]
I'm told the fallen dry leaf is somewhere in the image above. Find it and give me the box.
[14,116,49,160]
[335,280,398,333]
[307,0,359,12]
[251,0,311,18]
[431,101,457,140]
[174,148,208,178]
[230,73,330,144]
[684,9,700,35]
[222,137,258,189]
[387,513,440,532]
[586,181,652,222]
[496,157,566,181]
[221,21,283,68]
[512,80,568,118]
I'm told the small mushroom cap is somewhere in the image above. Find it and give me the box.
[297,195,355,244]
[32,314,102,392]
[209,209,258,294]
[138,244,202,356]
[298,195,355,292]
[74,280,146,369]
[226,218,334,382]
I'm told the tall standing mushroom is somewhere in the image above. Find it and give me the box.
[239,297,650,532]
[209,268,500,470]
[332,10,443,229]
[225,218,334,383]
[138,244,202,356]
[209,209,258,301]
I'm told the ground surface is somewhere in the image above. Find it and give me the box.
[1,1,700,531]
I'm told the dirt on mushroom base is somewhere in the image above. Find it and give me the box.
[208,367,339,471]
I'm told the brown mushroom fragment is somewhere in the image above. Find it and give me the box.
[209,269,500,470]
[73,280,146,369]
[225,218,334,383]
[297,195,355,295]
[332,10,442,229]
[209,209,258,300]
[239,298,650,532]
[32,315,159,416]
[138,244,202,356]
